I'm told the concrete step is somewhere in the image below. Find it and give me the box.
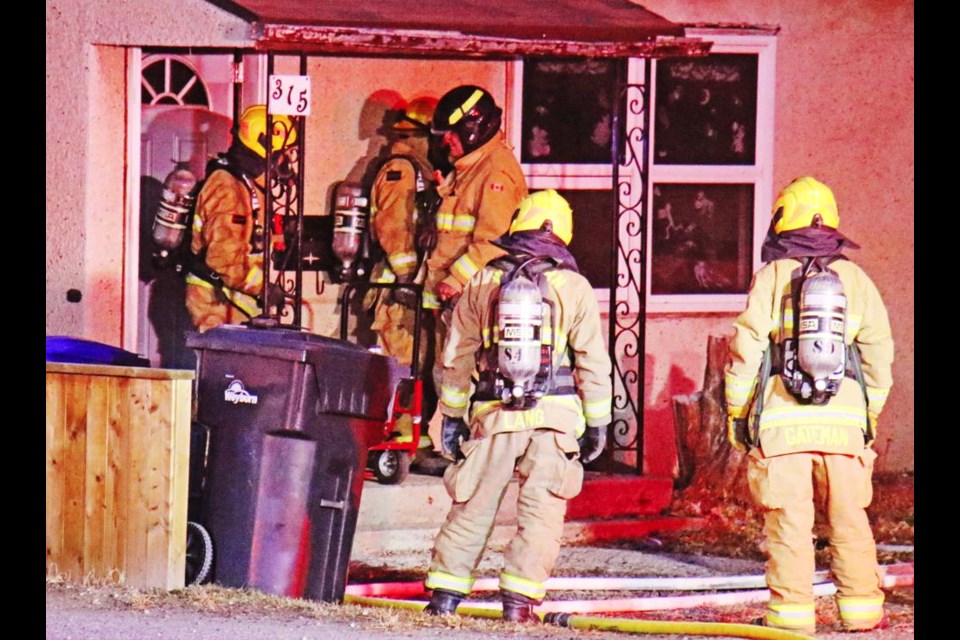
[352,513,705,557]
[354,470,699,556]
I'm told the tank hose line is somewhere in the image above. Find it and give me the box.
[345,593,812,639]
[343,563,912,640]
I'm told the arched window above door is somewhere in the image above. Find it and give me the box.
[141,55,210,107]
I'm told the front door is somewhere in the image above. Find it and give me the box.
[138,53,234,368]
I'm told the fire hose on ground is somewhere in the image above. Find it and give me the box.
[343,563,913,640]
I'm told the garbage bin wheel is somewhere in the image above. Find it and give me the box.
[370,449,411,485]
[185,521,213,586]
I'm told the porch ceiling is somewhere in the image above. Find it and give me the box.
[204,0,711,59]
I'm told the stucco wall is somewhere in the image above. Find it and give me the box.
[46,0,252,341]
[46,0,914,472]
[641,1,914,472]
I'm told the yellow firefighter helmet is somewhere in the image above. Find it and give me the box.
[237,105,297,158]
[392,96,438,133]
[772,176,840,233]
[509,189,573,245]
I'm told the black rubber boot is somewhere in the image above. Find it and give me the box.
[500,589,541,623]
[423,589,463,616]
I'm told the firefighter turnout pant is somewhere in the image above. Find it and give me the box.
[747,448,885,633]
[185,278,259,333]
[425,427,583,602]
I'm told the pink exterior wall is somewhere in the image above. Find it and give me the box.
[640,1,914,472]
[46,0,913,472]
[46,0,252,343]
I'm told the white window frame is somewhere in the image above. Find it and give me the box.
[507,58,648,310]
[646,30,777,313]
[506,30,775,314]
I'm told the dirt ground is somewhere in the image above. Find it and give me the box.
[46,473,914,640]
[46,544,914,640]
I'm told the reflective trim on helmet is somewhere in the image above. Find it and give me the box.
[447,89,484,126]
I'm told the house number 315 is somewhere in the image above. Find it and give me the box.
[268,75,311,115]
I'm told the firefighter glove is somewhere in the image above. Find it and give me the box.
[866,411,879,447]
[726,415,747,453]
[266,283,288,309]
[578,425,607,464]
[441,416,470,460]
[390,285,419,309]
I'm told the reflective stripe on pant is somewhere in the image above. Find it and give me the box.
[428,428,582,599]
[747,448,884,631]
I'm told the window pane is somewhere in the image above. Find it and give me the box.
[650,183,754,294]
[521,58,625,164]
[654,54,758,165]
[557,188,614,289]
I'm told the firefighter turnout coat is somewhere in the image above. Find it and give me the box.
[724,256,894,633]
[425,261,612,603]
[422,135,528,309]
[185,168,265,332]
[367,142,435,369]
[370,140,433,284]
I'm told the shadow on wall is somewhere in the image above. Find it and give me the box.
[339,88,407,189]
[140,175,197,370]
[644,352,698,478]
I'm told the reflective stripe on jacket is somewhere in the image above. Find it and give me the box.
[725,258,893,456]
[439,264,612,439]
[189,168,264,297]
[424,135,528,303]
[369,141,432,281]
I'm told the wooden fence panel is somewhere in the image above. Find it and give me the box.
[46,363,193,590]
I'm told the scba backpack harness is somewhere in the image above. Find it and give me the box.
[149,158,264,315]
[370,154,442,263]
[746,255,872,445]
[474,255,577,410]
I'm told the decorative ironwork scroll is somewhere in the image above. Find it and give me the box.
[264,53,308,327]
[608,74,649,471]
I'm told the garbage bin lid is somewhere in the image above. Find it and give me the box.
[187,324,404,421]
[186,324,373,362]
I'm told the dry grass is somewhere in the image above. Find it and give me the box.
[47,472,913,638]
[644,471,915,564]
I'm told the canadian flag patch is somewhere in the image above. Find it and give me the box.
[489,182,504,192]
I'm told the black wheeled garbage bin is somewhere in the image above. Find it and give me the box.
[186,323,401,602]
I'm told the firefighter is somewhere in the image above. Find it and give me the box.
[422,190,612,622]
[422,84,529,457]
[185,105,293,332]
[367,96,441,447]
[725,176,894,635]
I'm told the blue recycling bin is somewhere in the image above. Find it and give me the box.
[46,336,150,368]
